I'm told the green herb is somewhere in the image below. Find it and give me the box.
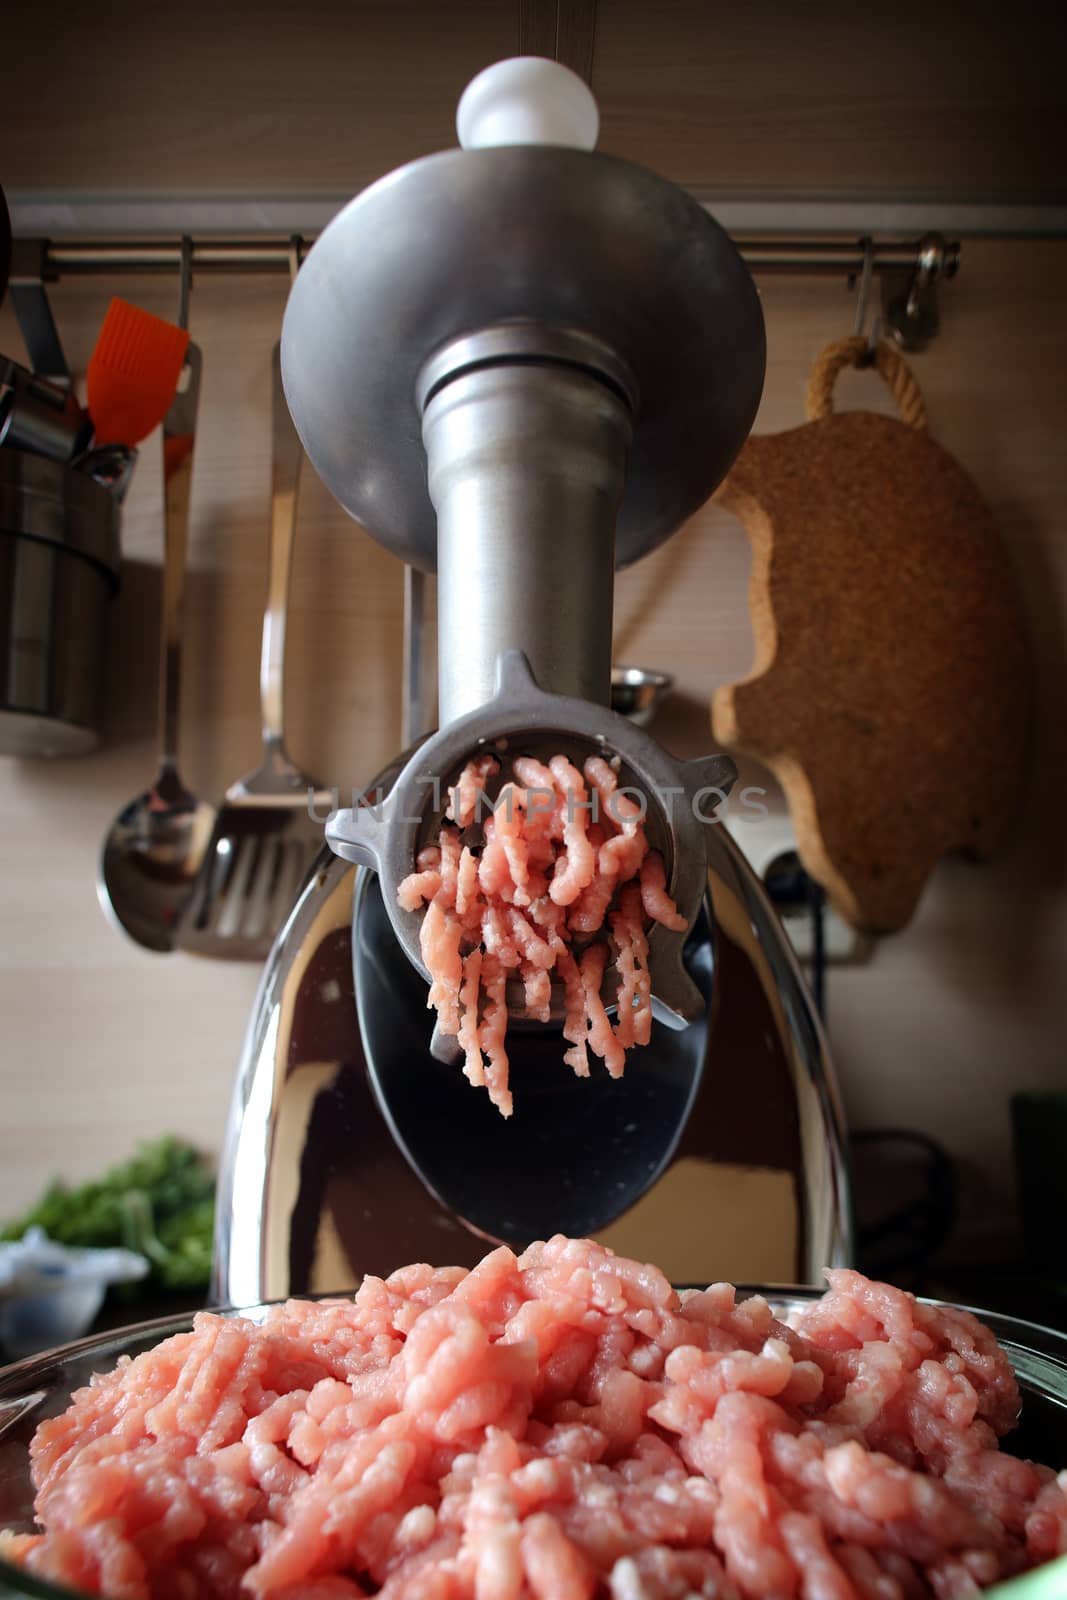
[0,1137,215,1293]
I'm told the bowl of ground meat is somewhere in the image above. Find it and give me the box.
[0,1238,1064,1600]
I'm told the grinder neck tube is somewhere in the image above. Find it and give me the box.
[419,327,634,727]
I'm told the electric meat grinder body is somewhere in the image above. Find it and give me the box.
[213,60,851,1303]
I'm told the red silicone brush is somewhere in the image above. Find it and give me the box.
[86,298,189,446]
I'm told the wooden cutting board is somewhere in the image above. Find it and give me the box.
[712,336,1031,934]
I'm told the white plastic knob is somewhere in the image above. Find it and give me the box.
[457,57,599,151]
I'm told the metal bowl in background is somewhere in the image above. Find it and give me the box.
[610,664,673,726]
[0,450,121,757]
[0,1288,1063,1600]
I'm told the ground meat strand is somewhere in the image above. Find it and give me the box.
[585,755,649,883]
[420,901,463,1038]
[446,754,500,828]
[399,755,688,1116]
[546,757,596,908]
[11,1242,1066,1600]
[638,851,688,934]
[457,951,484,1088]
[609,883,652,1051]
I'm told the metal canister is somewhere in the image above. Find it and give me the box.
[0,449,120,755]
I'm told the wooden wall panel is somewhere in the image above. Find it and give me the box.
[593,0,1067,198]
[2,2,515,193]
[5,2,1065,198]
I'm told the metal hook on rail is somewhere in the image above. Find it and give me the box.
[881,232,953,353]
[851,237,881,367]
[7,238,69,383]
[177,235,193,332]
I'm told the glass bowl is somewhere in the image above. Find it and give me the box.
[1,1291,1064,1600]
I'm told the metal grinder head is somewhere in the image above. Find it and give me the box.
[284,59,764,999]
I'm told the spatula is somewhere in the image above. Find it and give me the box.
[86,297,189,447]
[177,342,325,961]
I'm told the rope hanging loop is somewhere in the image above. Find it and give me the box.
[805,335,928,430]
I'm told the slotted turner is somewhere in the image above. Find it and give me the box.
[178,342,325,961]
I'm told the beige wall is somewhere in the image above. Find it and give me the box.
[1,240,1064,1261]
[2,0,1065,1259]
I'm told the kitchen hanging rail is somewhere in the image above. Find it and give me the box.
[20,233,959,280]
[6,231,959,377]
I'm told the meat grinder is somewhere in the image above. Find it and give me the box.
[213,59,851,1305]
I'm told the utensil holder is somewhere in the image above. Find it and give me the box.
[0,449,120,756]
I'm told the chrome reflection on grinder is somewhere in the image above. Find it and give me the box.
[214,813,849,1305]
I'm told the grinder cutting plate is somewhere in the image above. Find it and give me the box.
[326,650,738,1056]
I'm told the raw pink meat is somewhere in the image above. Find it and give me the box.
[585,757,648,883]
[446,755,500,828]
[399,754,688,1115]
[419,902,463,1039]
[609,884,652,1051]
[574,944,626,1080]
[9,1242,1066,1600]
[457,951,485,1089]
[638,853,688,935]
[545,757,596,908]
